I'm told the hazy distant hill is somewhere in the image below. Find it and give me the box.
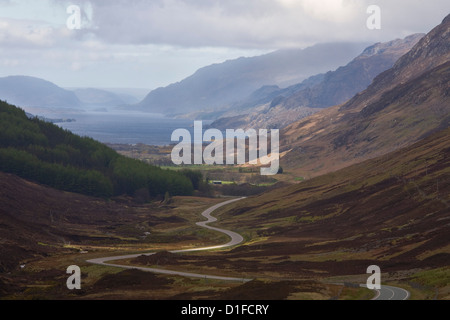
[135,42,370,115]
[0,76,144,113]
[210,34,424,130]
[0,76,81,110]
[73,88,129,107]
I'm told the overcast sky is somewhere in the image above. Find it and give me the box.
[0,0,449,90]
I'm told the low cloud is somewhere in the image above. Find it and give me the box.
[2,0,449,49]
[0,0,448,87]
[59,0,449,48]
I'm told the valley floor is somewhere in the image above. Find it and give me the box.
[1,128,449,300]
[0,179,448,300]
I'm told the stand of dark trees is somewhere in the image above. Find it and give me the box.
[0,101,195,198]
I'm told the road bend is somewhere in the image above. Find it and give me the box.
[361,284,410,300]
[87,197,251,282]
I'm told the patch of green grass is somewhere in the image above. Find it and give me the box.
[37,242,60,248]
[80,264,125,286]
[216,181,236,185]
[411,267,450,288]
[252,182,277,187]
[340,286,375,300]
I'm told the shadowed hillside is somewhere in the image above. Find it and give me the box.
[212,126,449,279]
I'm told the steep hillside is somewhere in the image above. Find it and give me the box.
[209,34,423,130]
[0,172,207,276]
[0,101,194,198]
[282,34,424,110]
[213,126,450,279]
[136,43,369,115]
[342,14,450,113]
[0,172,127,273]
[279,14,450,178]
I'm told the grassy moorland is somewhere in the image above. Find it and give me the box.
[117,126,449,300]
[1,123,449,299]
[188,127,450,299]
[0,175,231,299]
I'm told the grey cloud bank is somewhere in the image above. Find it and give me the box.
[0,0,449,88]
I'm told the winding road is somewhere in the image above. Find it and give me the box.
[367,284,410,300]
[87,197,411,299]
[87,197,251,282]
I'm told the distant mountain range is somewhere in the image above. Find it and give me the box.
[0,76,144,114]
[135,42,370,115]
[0,28,441,139]
[0,36,422,126]
[0,43,372,117]
[210,34,424,130]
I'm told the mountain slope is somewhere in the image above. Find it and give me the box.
[279,14,450,179]
[342,15,450,113]
[209,34,424,130]
[214,126,450,279]
[0,76,82,111]
[282,34,424,110]
[0,101,194,198]
[136,43,369,115]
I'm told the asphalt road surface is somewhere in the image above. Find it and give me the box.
[87,197,251,282]
[87,197,412,298]
[360,284,410,300]
[371,285,410,300]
